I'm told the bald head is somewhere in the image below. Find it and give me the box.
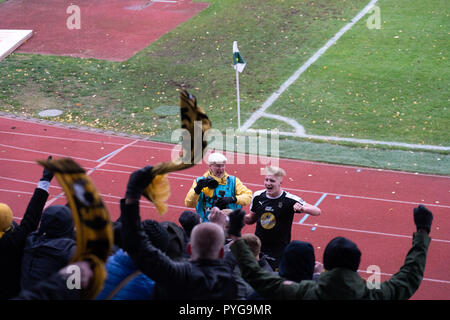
[188,222,225,260]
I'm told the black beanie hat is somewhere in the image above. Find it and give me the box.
[323,237,361,272]
[178,211,201,237]
[141,219,169,253]
[278,241,315,282]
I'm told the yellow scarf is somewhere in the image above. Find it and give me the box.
[142,89,211,214]
[37,158,113,299]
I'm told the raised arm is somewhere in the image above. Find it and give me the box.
[0,158,53,252]
[293,201,321,216]
[373,205,432,300]
[120,167,192,286]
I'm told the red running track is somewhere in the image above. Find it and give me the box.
[0,0,209,61]
[1,115,449,300]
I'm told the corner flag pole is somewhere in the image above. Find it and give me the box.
[236,66,241,130]
[233,41,246,131]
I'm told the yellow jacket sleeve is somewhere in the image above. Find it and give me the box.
[185,180,200,208]
[234,177,252,207]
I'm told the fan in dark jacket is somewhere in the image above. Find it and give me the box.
[120,166,238,300]
[20,205,76,291]
[96,219,169,300]
[230,205,434,300]
[0,159,53,300]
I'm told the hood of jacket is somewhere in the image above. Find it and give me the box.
[278,241,315,282]
[38,205,74,238]
[316,267,367,300]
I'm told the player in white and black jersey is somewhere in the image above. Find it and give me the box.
[244,166,321,270]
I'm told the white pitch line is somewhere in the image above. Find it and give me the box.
[2,159,449,209]
[241,0,380,132]
[4,188,190,220]
[239,0,450,152]
[2,125,449,178]
[0,143,95,162]
[356,269,450,285]
[0,115,178,148]
[294,222,450,244]
[43,139,139,208]
[3,171,449,217]
[5,184,449,244]
[0,130,176,152]
[246,129,450,152]
[259,112,305,135]
[0,131,126,146]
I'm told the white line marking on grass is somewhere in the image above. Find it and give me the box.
[240,0,449,152]
[241,0,380,132]
[247,129,450,152]
[259,112,305,135]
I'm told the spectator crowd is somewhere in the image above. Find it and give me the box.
[0,153,434,301]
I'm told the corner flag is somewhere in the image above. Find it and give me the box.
[233,41,246,73]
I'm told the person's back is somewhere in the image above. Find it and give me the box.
[224,233,273,300]
[278,240,315,283]
[230,205,433,300]
[120,166,238,300]
[151,222,237,300]
[96,219,169,300]
[20,205,76,291]
[96,248,156,300]
[0,164,52,299]
[160,221,187,261]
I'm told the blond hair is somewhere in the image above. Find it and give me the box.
[264,166,286,177]
[242,234,261,259]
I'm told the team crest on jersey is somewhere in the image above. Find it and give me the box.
[260,212,276,229]
[278,201,283,208]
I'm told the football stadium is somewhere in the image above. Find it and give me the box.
[0,0,448,307]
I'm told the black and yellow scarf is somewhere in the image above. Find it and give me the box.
[37,89,211,299]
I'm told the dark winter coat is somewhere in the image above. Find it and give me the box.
[231,231,431,300]
[120,199,238,300]
[0,188,48,300]
[96,248,155,300]
[20,205,76,291]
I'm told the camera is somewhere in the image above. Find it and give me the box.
[205,176,219,189]
[213,190,226,209]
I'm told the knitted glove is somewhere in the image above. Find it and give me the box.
[40,156,54,182]
[125,166,154,199]
[215,196,237,210]
[227,209,245,237]
[413,205,433,234]
[194,176,218,194]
